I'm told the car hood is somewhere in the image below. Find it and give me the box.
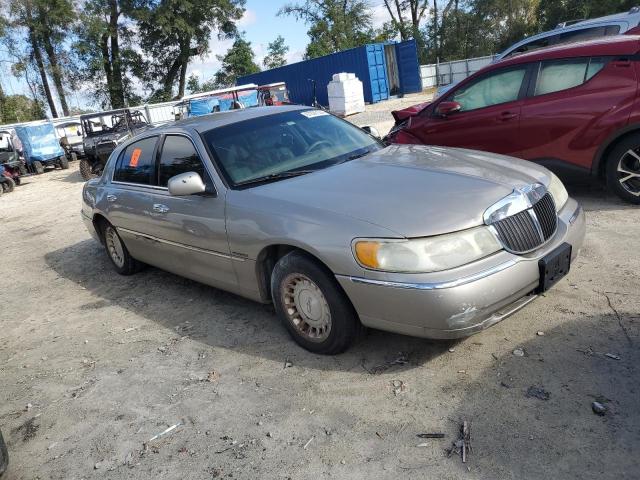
[391,102,431,122]
[243,144,551,238]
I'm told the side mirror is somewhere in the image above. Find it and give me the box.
[168,172,206,196]
[436,101,462,117]
[362,126,381,139]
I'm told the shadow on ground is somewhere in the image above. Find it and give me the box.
[449,315,639,480]
[45,239,452,373]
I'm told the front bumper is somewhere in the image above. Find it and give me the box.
[336,199,586,339]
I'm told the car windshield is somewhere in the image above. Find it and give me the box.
[202,109,382,186]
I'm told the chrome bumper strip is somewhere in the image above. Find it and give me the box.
[340,260,517,291]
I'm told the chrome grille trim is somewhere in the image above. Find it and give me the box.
[491,193,557,254]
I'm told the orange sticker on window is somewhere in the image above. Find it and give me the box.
[129,148,142,167]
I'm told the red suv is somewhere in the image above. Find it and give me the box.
[386,36,640,203]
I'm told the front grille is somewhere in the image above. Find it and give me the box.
[492,193,557,254]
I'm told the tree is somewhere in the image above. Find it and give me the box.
[72,0,143,109]
[263,35,289,70]
[1,94,45,123]
[213,36,260,87]
[279,0,374,58]
[134,0,245,100]
[382,0,430,62]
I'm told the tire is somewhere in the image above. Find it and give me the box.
[2,177,15,193]
[270,251,361,354]
[606,136,640,204]
[0,184,3,197]
[59,155,69,170]
[70,152,78,162]
[0,428,8,476]
[79,159,96,181]
[101,222,143,275]
[32,161,44,175]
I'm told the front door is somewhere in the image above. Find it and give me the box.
[408,65,530,156]
[142,134,236,291]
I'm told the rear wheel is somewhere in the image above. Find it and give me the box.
[101,222,143,275]
[32,161,44,174]
[606,136,640,204]
[271,251,361,354]
[59,155,69,170]
[79,159,96,181]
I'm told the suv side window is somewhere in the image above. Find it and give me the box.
[534,57,609,96]
[557,25,620,44]
[113,136,158,185]
[506,35,558,58]
[449,67,527,112]
[158,135,207,187]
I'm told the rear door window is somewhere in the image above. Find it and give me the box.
[506,35,558,58]
[113,136,158,185]
[158,135,207,187]
[534,57,609,96]
[557,25,620,45]
[449,67,527,111]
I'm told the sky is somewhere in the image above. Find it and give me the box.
[0,0,393,111]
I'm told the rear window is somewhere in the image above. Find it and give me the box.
[534,57,610,96]
[113,136,158,185]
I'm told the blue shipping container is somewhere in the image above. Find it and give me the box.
[238,40,421,107]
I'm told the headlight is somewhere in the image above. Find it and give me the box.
[548,173,568,212]
[353,226,502,273]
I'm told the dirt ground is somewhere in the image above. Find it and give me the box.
[1,113,639,479]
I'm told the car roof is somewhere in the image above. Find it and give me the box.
[493,35,640,68]
[80,109,135,120]
[170,105,310,133]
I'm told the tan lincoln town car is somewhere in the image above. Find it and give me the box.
[82,106,586,354]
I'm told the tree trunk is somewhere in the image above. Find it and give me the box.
[178,57,188,99]
[30,33,58,117]
[162,55,183,99]
[100,32,115,102]
[41,35,69,116]
[108,0,125,108]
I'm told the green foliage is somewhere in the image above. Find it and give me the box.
[213,36,260,87]
[263,35,289,69]
[1,94,46,123]
[279,0,374,59]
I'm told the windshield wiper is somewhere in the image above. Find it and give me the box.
[332,149,372,167]
[234,170,315,187]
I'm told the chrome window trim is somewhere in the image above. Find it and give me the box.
[117,227,245,261]
[111,181,168,191]
[340,259,517,291]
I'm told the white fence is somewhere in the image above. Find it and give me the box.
[420,54,498,89]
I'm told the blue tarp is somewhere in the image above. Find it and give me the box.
[188,90,259,117]
[14,123,64,164]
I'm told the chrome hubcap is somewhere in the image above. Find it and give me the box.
[105,226,125,268]
[282,274,331,342]
[618,149,640,196]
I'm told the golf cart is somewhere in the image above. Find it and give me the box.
[14,122,68,174]
[257,82,290,106]
[56,121,84,160]
[0,130,25,187]
[173,84,259,120]
[80,109,151,180]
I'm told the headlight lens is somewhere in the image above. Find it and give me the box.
[548,173,568,212]
[353,226,502,273]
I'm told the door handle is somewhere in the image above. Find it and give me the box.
[497,111,518,121]
[106,194,117,202]
[153,203,169,213]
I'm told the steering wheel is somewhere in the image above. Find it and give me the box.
[307,140,332,153]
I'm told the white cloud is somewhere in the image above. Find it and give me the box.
[237,9,257,27]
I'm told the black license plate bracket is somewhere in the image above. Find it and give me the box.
[537,242,572,293]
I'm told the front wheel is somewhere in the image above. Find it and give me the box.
[271,251,361,354]
[606,137,640,204]
[102,222,143,275]
[32,161,44,175]
[79,159,97,181]
[2,177,15,193]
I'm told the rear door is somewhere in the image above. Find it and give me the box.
[408,64,531,155]
[395,39,422,94]
[517,55,637,170]
[366,44,389,102]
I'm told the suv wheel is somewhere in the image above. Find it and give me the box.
[102,222,143,275]
[79,159,96,181]
[2,177,15,193]
[606,137,640,204]
[271,251,361,354]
